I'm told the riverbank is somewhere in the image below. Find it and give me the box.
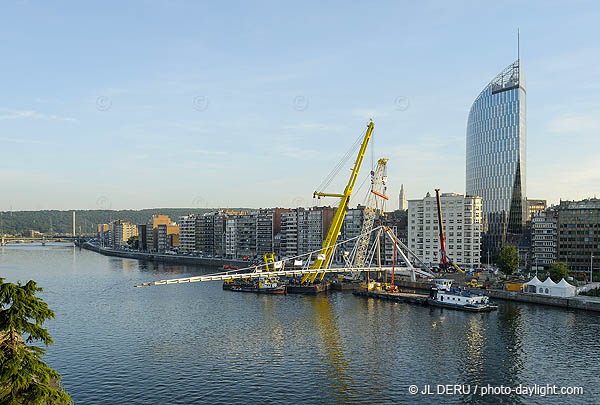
[81,242,248,268]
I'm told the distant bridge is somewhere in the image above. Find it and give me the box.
[0,236,76,246]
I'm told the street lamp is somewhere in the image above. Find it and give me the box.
[591,253,594,284]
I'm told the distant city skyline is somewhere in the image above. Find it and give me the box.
[1,1,599,211]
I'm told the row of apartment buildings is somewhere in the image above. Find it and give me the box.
[98,215,180,251]
[97,206,408,264]
[406,192,600,273]
[98,195,597,273]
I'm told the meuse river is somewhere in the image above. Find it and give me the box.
[0,243,598,404]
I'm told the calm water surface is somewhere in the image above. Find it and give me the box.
[0,243,599,404]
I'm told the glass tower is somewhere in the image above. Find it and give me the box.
[466,60,526,255]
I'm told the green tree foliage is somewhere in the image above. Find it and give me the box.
[548,262,569,282]
[0,279,71,404]
[497,245,519,275]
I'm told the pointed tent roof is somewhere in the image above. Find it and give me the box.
[525,276,542,286]
[556,278,575,288]
[541,277,557,287]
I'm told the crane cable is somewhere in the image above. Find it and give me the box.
[314,127,368,195]
[349,172,371,207]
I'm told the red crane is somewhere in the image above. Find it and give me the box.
[435,189,448,270]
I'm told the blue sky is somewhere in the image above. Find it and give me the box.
[1,0,599,211]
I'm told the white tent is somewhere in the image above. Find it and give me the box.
[538,277,557,295]
[553,278,577,297]
[524,276,543,293]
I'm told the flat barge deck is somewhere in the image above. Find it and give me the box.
[353,290,429,305]
[287,282,331,294]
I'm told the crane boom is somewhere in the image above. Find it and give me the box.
[434,188,448,269]
[435,188,465,273]
[354,158,388,267]
[301,120,375,284]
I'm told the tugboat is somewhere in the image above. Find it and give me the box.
[428,279,497,312]
[223,277,286,294]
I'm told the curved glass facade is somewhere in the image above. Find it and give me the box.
[466,60,526,254]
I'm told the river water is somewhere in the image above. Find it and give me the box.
[0,242,598,404]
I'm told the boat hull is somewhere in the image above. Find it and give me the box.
[286,282,331,294]
[224,283,286,294]
[428,298,497,312]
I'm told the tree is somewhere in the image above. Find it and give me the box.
[0,278,71,404]
[497,245,519,275]
[127,235,139,250]
[548,262,569,282]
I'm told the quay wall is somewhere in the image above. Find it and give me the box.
[490,290,600,313]
[81,242,248,268]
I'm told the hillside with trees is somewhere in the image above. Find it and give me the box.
[0,208,248,235]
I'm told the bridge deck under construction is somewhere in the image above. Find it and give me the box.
[135,266,406,288]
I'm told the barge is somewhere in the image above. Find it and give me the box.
[223,278,286,294]
[428,279,497,312]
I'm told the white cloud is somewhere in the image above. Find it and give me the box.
[0,137,54,145]
[0,108,77,122]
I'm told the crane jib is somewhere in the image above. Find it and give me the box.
[301,120,375,284]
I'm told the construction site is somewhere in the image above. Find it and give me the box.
[134,119,509,312]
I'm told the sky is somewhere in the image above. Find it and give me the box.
[1,0,599,211]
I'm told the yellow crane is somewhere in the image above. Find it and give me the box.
[301,119,375,284]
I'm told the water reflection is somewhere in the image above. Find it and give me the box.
[464,316,485,381]
[311,295,356,403]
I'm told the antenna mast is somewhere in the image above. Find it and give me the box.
[517,28,520,62]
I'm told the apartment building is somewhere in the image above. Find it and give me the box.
[225,217,237,258]
[256,209,275,257]
[557,199,600,273]
[278,207,335,258]
[280,210,298,258]
[527,199,547,221]
[178,214,196,252]
[137,224,147,251]
[342,207,364,255]
[381,210,409,265]
[97,223,111,247]
[531,208,557,270]
[156,223,179,251]
[235,212,257,258]
[213,212,227,257]
[196,213,215,255]
[408,192,482,269]
[110,219,138,248]
[146,214,172,251]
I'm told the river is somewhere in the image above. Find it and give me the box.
[0,243,598,404]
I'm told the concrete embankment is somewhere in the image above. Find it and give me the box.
[489,289,600,313]
[81,243,248,268]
